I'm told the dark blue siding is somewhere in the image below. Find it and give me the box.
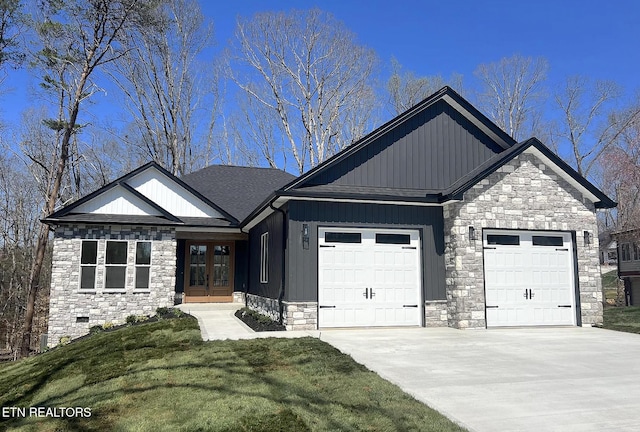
[307,100,502,190]
[234,240,249,293]
[286,201,445,303]
[248,211,285,299]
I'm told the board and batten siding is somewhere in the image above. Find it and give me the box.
[75,185,163,216]
[126,168,223,218]
[286,200,446,303]
[306,100,503,190]
[248,210,285,299]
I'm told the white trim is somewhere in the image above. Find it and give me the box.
[134,240,152,290]
[104,240,128,290]
[242,195,455,231]
[524,147,599,203]
[79,240,98,290]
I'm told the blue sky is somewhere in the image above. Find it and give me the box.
[2,1,638,152]
[204,0,639,93]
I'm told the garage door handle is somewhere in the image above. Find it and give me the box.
[402,246,416,249]
[403,305,418,308]
[319,245,335,248]
[558,305,572,308]
[319,305,336,309]
[484,246,497,250]
[486,305,499,308]
[556,248,568,251]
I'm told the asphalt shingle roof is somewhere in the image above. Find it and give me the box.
[181,165,296,221]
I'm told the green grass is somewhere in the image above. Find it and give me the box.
[603,306,640,334]
[0,316,465,432]
[601,269,620,303]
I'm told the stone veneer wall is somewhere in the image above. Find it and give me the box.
[245,294,317,330]
[425,300,448,327]
[48,224,176,346]
[443,152,603,328]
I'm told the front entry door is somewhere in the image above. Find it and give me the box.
[184,241,234,303]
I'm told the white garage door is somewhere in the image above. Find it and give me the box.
[318,227,422,328]
[483,230,577,327]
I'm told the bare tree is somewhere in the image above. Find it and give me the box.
[474,55,548,141]
[227,9,379,174]
[553,76,640,177]
[602,118,640,231]
[18,0,162,358]
[113,0,214,176]
[386,58,464,115]
[0,0,24,73]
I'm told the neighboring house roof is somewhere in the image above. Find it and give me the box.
[181,165,296,221]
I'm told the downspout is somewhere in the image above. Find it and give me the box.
[269,203,287,325]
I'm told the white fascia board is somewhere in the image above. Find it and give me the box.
[524,147,599,203]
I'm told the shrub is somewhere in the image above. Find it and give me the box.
[89,325,104,335]
[102,322,115,330]
[58,336,71,346]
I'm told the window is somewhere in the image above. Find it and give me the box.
[260,233,269,283]
[634,243,640,261]
[487,234,520,246]
[105,241,128,289]
[532,236,564,247]
[213,245,230,286]
[325,232,362,243]
[80,241,97,290]
[135,242,151,290]
[376,233,411,245]
[621,243,631,262]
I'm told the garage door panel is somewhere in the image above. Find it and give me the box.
[319,228,421,328]
[484,230,576,327]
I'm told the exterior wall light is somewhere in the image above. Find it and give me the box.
[469,226,476,241]
[302,224,309,250]
[584,231,591,247]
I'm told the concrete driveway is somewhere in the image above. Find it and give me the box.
[320,326,640,432]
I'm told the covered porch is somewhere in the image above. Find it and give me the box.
[174,228,248,303]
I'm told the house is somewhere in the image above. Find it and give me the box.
[43,87,616,346]
[600,240,618,266]
[613,230,640,305]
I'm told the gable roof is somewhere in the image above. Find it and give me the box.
[241,88,615,229]
[443,137,616,208]
[181,165,296,221]
[44,162,238,226]
[283,86,517,193]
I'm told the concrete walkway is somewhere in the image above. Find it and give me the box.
[176,303,319,340]
[176,305,640,432]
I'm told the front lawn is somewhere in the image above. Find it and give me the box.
[603,306,640,334]
[0,316,465,431]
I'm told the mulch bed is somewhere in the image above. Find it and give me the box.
[235,308,286,332]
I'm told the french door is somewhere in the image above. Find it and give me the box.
[184,241,234,302]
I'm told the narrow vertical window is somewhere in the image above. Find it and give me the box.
[80,240,97,290]
[105,241,128,289]
[634,243,640,261]
[260,232,269,283]
[135,241,151,290]
[621,243,631,262]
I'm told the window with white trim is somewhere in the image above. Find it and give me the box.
[105,241,128,289]
[135,241,151,289]
[260,232,269,283]
[80,240,97,290]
